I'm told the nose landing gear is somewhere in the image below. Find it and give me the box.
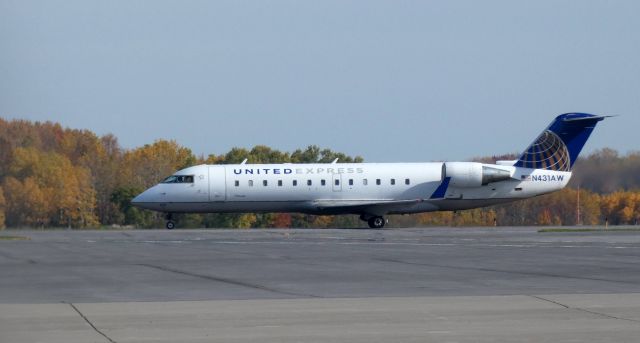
[165,213,175,230]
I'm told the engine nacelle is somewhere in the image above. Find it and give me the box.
[444,162,512,188]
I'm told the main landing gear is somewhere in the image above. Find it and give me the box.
[360,214,386,229]
[165,213,175,230]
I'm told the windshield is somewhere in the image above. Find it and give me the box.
[162,175,194,184]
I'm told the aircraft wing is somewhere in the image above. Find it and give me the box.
[311,198,425,216]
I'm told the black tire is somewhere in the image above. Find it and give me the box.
[166,221,176,230]
[368,216,385,229]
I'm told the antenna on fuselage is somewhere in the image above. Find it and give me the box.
[331,158,339,164]
[240,158,248,165]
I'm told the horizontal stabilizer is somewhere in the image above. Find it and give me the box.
[561,115,614,122]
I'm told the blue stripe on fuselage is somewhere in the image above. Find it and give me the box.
[430,177,451,199]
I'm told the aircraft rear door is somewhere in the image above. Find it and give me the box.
[208,166,227,201]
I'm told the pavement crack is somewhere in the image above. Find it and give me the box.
[137,263,322,298]
[529,295,569,308]
[0,250,38,264]
[67,302,117,343]
[529,295,640,324]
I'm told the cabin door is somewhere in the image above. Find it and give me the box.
[208,166,227,201]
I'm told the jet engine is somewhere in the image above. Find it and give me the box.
[444,162,512,188]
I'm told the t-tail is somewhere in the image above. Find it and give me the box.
[513,113,609,171]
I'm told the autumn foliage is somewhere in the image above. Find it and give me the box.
[0,117,638,229]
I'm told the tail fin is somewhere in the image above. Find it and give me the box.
[514,113,608,171]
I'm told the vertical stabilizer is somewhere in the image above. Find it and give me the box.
[514,113,607,171]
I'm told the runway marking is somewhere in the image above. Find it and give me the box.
[185,240,640,250]
[102,236,640,251]
[138,240,189,244]
[137,263,322,298]
[375,258,640,286]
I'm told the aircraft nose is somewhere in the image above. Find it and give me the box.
[130,184,168,211]
[131,193,143,206]
[131,188,155,208]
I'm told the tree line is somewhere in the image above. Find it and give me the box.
[0,118,638,229]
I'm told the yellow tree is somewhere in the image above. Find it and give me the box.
[309,215,334,228]
[579,189,602,225]
[235,213,257,228]
[600,192,620,223]
[537,208,552,225]
[599,191,639,224]
[617,192,639,224]
[6,147,98,227]
[59,130,122,224]
[2,177,50,227]
[119,140,196,189]
[49,161,98,227]
[85,134,123,224]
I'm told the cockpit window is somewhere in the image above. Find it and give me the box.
[162,175,194,183]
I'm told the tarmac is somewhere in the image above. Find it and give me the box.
[1,227,640,342]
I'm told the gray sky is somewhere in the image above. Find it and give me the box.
[1,0,638,162]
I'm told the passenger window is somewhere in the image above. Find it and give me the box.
[335,179,340,186]
[293,180,298,186]
[307,180,312,186]
[248,180,254,187]
[234,180,239,187]
[263,180,268,186]
[405,178,410,185]
[376,179,381,185]
[363,179,368,186]
[278,180,283,187]
[391,178,395,185]
[349,179,353,186]
[321,179,326,186]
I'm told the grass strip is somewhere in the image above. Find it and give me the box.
[0,235,30,241]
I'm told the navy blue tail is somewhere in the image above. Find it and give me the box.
[514,113,606,171]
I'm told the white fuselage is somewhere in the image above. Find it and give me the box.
[132,162,570,215]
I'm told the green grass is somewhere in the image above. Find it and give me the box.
[539,227,640,233]
[0,235,30,241]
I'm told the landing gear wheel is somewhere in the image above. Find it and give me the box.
[368,216,385,229]
[166,221,176,230]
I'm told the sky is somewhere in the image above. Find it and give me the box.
[1,0,638,162]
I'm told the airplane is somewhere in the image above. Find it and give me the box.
[132,113,608,229]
